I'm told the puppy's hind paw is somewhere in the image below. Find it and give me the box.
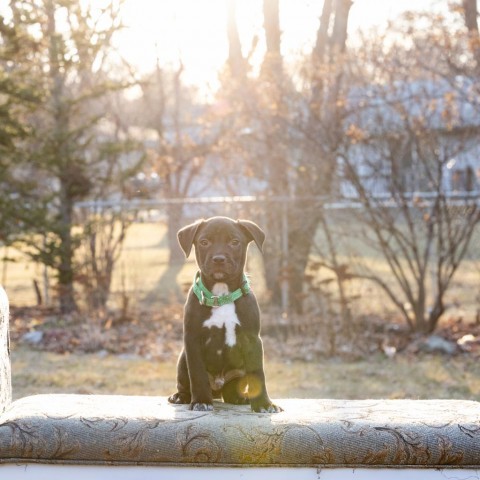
[168,392,191,404]
[190,402,214,411]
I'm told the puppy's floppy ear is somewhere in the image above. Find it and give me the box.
[237,219,265,253]
[177,220,203,258]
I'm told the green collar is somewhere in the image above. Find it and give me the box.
[192,271,250,307]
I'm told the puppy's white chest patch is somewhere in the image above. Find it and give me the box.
[203,283,240,347]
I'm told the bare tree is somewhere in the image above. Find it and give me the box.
[78,208,131,311]
[258,0,292,307]
[286,0,353,312]
[220,0,353,312]
[340,36,480,333]
[134,62,223,264]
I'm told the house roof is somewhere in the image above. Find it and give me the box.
[346,76,480,134]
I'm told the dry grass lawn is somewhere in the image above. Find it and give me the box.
[11,345,480,401]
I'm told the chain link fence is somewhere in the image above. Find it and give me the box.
[2,193,479,335]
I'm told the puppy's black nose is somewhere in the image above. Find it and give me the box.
[212,255,226,264]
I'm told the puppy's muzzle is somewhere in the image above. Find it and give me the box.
[212,254,227,264]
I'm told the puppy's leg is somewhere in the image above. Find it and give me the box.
[243,335,283,413]
[168,350,191,404]
[185,336,214,411]
[221,377,249,405]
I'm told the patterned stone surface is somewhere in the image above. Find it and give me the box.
[0,395,479,467]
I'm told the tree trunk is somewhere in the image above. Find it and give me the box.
[285,0,352,314]
[262,0,282,78]
[287,208,321,313]
[413,284,427,334]
[263,202,285,306]
[427,300,445,334]
[167,203,185,265]
[313,0,333,62]
[57,185,77,313]
[330,0,352,58]
[226,0,246,77]
[47,0,77,313]
[165,63,188,266]
[260,0,289,307]
[462,0,480,72]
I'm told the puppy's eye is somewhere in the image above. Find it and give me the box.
[230,239,240,247]
[199,239,210,247]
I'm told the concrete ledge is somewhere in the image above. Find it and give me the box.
[1,395,479,468]
[1,465,480,480]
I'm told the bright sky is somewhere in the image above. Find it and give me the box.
[115,0,441,92]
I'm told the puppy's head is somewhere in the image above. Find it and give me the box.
[177,216,265,282]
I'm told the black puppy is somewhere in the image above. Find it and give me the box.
[168,216,282,413]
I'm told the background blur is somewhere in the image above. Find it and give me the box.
[1,0,480,399]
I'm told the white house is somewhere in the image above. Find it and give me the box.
[341,76,480,198]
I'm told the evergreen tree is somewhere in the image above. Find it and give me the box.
[1,0,138,312]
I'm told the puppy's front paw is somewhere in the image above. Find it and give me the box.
[190,402,214,411]
[168,392,191,404]
[251,401,283,413]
